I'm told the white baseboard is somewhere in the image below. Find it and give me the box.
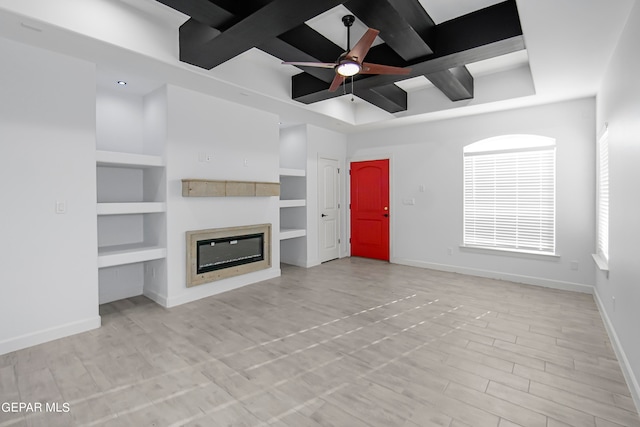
[281,256,312,268]
[0,316,101,356]
[143,288,169,307]
[164,269,281,308]
[391,258,594,294]
[593,291,640,414]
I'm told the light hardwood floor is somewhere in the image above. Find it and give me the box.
[1,258,639,427]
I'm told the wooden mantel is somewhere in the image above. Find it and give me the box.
[182,179,280,197]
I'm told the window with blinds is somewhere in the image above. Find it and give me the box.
[597,127,609,262]
[463,136,556,254]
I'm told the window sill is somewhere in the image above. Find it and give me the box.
[592,253,609,277]
[460,245,560,261]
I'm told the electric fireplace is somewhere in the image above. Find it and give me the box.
[186,224,271,287]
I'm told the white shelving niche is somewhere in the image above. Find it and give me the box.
[279,125,308,267]
[96,150,167,304]
[279,168,307,241]
[95,88,168,306]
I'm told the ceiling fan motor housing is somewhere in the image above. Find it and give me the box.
[342,14,355,27]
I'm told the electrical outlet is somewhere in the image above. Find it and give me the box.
[447,248,453,256]
[570,261,579,271]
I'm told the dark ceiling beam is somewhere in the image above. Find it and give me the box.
[289,73,409,113]
[155,0,235,28]
[358,84,408,113]
[386,0,437,45]
[426,66,474,101]
[345,0,434,60]
[259,36,336,83]
[292,0,523,104]
[265,25,344,79]
[205,0,272,18]
[436,0,523,57]
[179,0,349,69]
[179,19,221,64]
[291,74,335,104]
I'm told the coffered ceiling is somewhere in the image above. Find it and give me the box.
[157,0,524,114]
[0,0,635,132]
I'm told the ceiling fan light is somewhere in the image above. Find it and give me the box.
[336,61,360,77]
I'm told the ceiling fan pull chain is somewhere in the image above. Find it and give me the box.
[351,76,355,101]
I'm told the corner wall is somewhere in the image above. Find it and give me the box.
[595,0,640,408]
[0,38,100,354]
[348,98,596,293]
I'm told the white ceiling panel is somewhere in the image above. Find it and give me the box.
[417,0,506,24]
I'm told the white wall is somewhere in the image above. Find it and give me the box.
[163,85,281,307]
[596,0,640,407]
[96,89,145,153]
[0,38,100,354]
[280,125,307,170]
[348,98,596,292]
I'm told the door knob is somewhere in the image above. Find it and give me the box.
[383,213,389,217]
[321,213,327,217]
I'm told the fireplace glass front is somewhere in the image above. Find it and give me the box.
[197,233,264,274]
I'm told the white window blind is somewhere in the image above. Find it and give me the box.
[597,128,609,261]
[464,144,556,254]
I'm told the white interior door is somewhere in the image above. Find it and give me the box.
[318,157,340,262]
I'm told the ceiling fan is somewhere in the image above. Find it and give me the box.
[282,14,411,92]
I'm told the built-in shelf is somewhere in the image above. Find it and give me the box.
[182,179,280,197]
[279,168,306,177]
[96,150,164,168]
[279,228,306,240]
[279,199,306,208]
[97,243,167,268]
[97,202,166,215]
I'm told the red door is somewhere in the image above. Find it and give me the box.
[350,159,390,261]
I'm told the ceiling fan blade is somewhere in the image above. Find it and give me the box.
[360,62,411,75]
[281,61,336,69]
[328,74,346,92]
[347,28,379,62]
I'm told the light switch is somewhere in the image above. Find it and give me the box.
[198,152,213,162]
[55,200,67,214]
